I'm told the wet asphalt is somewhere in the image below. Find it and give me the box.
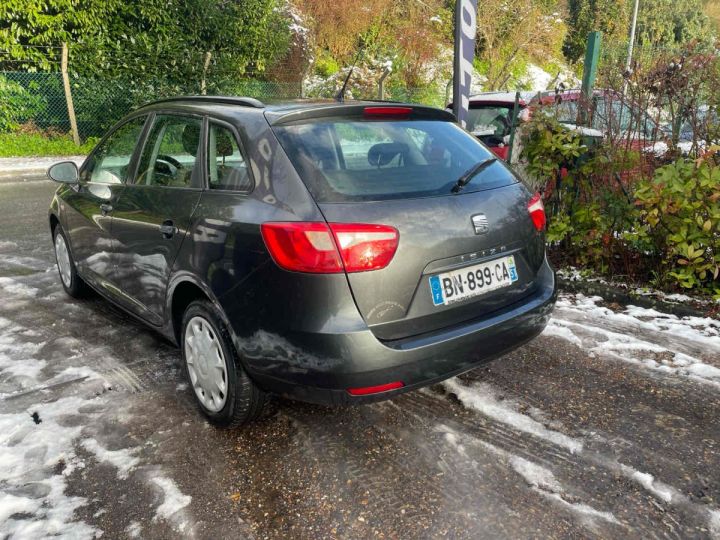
[0,176,719,539]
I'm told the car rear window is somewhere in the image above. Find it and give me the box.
[273,119,517,202]
[467,106,513,138]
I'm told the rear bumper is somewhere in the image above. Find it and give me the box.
[245,257,556,405]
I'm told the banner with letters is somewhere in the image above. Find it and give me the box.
[452,0,478,129]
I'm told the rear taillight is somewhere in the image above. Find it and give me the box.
[330,223,399,272]
[261,222,399,274]
[527,192,546,231]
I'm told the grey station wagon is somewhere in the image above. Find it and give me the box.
[47,97,556,427]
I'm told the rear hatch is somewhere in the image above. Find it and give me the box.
[270,104,545,341]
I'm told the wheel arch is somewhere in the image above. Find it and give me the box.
[49,212,60,235]
[167,274,231,346]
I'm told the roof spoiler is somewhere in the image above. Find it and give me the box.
[142,96,265,109]
[266,103,456,126]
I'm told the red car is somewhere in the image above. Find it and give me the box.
[535,89,661,151]
[452,92,535,160]
[452,89,661,159]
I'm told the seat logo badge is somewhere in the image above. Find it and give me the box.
[471,214,489,235]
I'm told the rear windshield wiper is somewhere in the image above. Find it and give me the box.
[451,157,497,193]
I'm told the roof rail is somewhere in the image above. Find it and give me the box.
[143,95,265,109]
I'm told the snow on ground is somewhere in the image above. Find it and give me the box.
[543,293,720,388]
[0,276,193,537]
[557,266,720,307]
[440,375,720,533]
[510,455,620,527]
[441,379,583,453]
[440,292,720,532]
[150,476,192,532]
[80,439,140,480]
[0,394,104,539]
[439,423,621,530]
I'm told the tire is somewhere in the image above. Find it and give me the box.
[181,299,268,428]
[53,225,87,298]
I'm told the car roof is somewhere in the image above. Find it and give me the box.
[467,91,537,105]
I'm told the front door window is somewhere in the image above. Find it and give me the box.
[82,116,147,184]
[136,115,202,188]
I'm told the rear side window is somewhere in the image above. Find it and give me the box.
[208,123,251,191]
[274,119,516,202]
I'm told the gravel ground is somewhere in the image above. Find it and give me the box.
[0,176,719,539]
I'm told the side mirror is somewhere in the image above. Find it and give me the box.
[47,161,79,184]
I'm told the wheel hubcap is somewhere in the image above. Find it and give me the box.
[55,234,72,288]
[184,316,228,412]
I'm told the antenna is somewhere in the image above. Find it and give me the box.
[336,46,365,102]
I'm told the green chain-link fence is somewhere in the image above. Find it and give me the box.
[0,70,448,142]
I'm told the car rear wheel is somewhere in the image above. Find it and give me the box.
[53,225,87,298]
[181,300,268,427]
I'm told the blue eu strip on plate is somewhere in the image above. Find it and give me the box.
[429,275,444,306]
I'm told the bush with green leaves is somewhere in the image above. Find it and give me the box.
[0,75,44,132]
[632,157,720,294]
[521,110,720,297]
[522,113,637,271]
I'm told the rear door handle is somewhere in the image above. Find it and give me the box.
[100,203,113,216]
[159,220,176,239]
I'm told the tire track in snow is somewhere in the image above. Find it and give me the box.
[437,376,720,537]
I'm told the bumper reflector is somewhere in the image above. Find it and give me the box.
[347,381,404,396]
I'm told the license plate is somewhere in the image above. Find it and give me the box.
[429,255,518,306]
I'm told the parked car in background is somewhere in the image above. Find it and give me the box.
[536,89,661,151]
[453,92,536,160]
[47,96,557,427]
[451,91,606,161]
[663,105,719,155]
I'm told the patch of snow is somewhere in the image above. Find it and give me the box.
[0,240,19,250]
[556,294,720,352]
[0,397,103,540]
[710,510,720,537]
[151,476,192,530]
[509,455,562,492]
[523,64,554,92]
[645,141,669,156]
[126,521,143,538]
[440,424,619,528]
[442,379,583,453]
[0,492,43,524]
[542,322,583,347]
[81,439,140,480]
[0,277,39,297]
[623,467,673,503]
[511,456,619,525]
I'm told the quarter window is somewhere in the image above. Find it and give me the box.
[208,123,251,191]
[136,115,202,187]
[83,116,147,184]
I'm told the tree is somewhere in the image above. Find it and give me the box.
[477,0,567,90]
[563,0,629,63]
[564,0,716,65]
[635,0,715,50]
[0,0,291,87]
[0,0,119,70]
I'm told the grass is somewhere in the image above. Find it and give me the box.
[0,132,98,157]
